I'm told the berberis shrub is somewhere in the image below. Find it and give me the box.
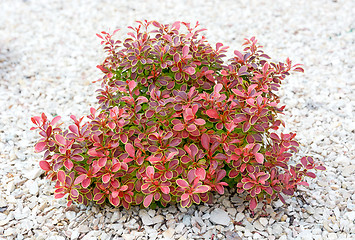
[31,20,325,211]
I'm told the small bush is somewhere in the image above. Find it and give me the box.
[31,20,325,211]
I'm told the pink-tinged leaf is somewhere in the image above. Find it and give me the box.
[55,134,66,146]
[35,141,46,152]
[64,159,74,171]
[169,138,181,147]
[246,98,254,105]
[300,157,307,167]
[182,45,189,57]
[70,189,79,198]
[201,134,210,151]
[173,53,180,63]
[298,181,309,187]
[112,162,121,172]
[184,67,195,75]
[128,80,137,92]
[71,155,84,161]
[249,198,257,211]
[176,179,189,188]
[54,193,66,199]
[39,160,51,171]
[110,196,120,207]
[194,119,205,125]
[254,153,264,164]
[315,165,326,171]
[102,173,111,184]
[160,186,170,194]
[97,157,106,168]
[270,133,280,141]
[195,185,211,193]
[145,110,155,118]
[181,193,190,201]
[69,125,79,135]
[50,116,61,126]
[195,168,206,180]
[162,34,172,42]
[192,194,200,204]
[242,122,251,132]
[93,193,104,201]
[108,122,116,129]
[216,184,226,195]
[306,172,316,178]
[186,124,197,132]
[173,123,185,131]
[74,175,86,185]
[206,109,219,119]
[143,194,153,208]
[214,83,223,93]
[216,169,226,182]
[243,182,254,190]
[293,67,304,73]
[229,169,239,178]
[120,134,128,144]
[125,143,135,158]
[146,166,155,179]
[57,170,66,183]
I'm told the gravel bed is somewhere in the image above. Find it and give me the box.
[0,0,354,239]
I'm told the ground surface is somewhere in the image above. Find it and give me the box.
[0,0,354,239]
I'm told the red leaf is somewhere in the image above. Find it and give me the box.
[195,185,211,193]
[173,124,185,131]
[201,134,210,151]
[160,186,170,194]
[143,194,153,208]
[102,173,111,184]
[176,179,189,188]
[55,135,66,146]
[254,153,264,164]
[64,159,74,170]
[194,119,205,125]
[146,166,155,179]
[57,170,66,183]
[39,160,50,171]
[125,143,135,158]
[35,141,46,153]
[128,80,137,92]
[249,198,257,210]
[206,109,219,119]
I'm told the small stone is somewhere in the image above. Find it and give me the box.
[225,231,242,240]
[152,215,164,224]
[226,207,237,217]
[139,209,153,226]
[235,212,245,222]
[253,220,265,231]
[122,233,135,240]
[328,233,338,240]
[66,211,76,221]
[272,224,283,236]
[111,211,120,222]
[342,165,355,176]
[148,209,155,218]
[280,215,287,222]
[71,230,80,240]
[163,228,175,239]
[182,215,191,226]
[78,225,90,233]
[306,206,315,215]
[210,208,230,226]
[175,222,184,233]
[259,217,268,226]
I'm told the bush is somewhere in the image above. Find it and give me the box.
[31,20,325,211]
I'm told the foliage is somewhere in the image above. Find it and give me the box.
[31,20,325,211]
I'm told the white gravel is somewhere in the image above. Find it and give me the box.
[0,0,354,239]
